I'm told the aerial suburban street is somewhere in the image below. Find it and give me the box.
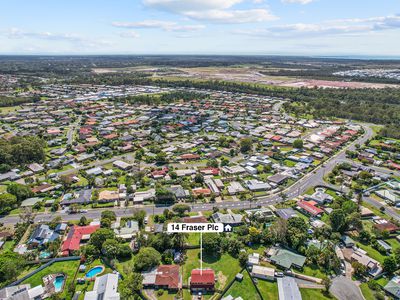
[2,124,390,226]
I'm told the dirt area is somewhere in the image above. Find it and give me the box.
[93,65,399,89]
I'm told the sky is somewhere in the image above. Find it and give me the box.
[0,0,399,56]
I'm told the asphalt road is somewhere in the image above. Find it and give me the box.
[330,276,364,300]
[0,124,382,225]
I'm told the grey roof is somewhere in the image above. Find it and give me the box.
[384,276,400,299]
[269,247,306,269]
[277,277,302,300]
[276,208,297,220]
[212,212,243,225]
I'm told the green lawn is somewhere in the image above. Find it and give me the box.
[298,264,329,279]
[224,271,261,300]
[356,242,387,264]
[183,249,241,290]
[257,279,279,300]
[300,288,336,300]
[22,260,80,300]
[187,233,200,246]
[359,283,376,300]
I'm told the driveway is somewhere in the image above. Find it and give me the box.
[330,276,364,300]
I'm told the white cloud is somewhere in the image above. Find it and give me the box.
[142,0,277,24]
[119,31,140,38]
[234,15,400,38]
[142,0,243,12]
[112,20,205,32]
[3,28,111,47]
[185,9,277,23]
[281,0,315,4]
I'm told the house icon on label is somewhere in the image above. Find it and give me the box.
[224,224,232,232]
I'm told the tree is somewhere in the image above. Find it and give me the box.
[194,173,204,184]
[79,216,88,226]
[330,209,346,233]
[155,151,167,163]
[82,244,100,259]
[120,272,143,298]
[60,175,73,191]
[239,251,248,267]
[383,256,397,275]
[322,276,332,293]
[48,216,62,229]
[293,139,304,149]
[172,204,191,217]
[101,210,116,222]
[203,233,221,256]
[133,210,146,228]
[7,183,33,202]
[0,252,26,285]
[286,217,308,250]
[134,247,161,271]
[102,239,120,259]
[352,261,367,277]
[240,138,252,153]
[89,228,115,250]
[0,193,17,214]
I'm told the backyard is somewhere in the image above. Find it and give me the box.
[22,260,80,299]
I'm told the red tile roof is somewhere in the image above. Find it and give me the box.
[61,225,99,254]
[190,269,215,286]
[155,265,180,289]
[298,200,324,216]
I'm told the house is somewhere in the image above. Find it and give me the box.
[142,265,181,291]
[113,160,131,170]
[277,277,302,300]
[374,219,399,233]
[27,225,59,249]
[133,189,155,203]
[98,190,120,203]
[181,216,208,223]
[0,284,45,300]
[276,208,298,220]
[297,200,324,217]
[267,247,306,270]
[341,235,355,248]
[351,249,382,277]
[267,173,289,185]
[61,224,100,256]
[114,220,139,240]
[251,265,275,281]
[227,181,246,195]
[60,189,92,206]
[245,208,275,220]
[304,188,333,204]
[248,253,260,266]
[377,239,392,253]
[205,179,220,196]
[245,179,270,192]
[212,212,243,226]
[190,269,215,292]
[192,188,211,197]
[84,273,120,300]
[384,276,400,299]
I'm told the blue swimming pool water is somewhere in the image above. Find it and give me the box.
[85,266,104,279]
[39,251,51,259]
[53,275,65,292]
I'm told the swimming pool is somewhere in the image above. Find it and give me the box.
[53,275,65,293]
[39,251,51,259]
[85,266,104,279]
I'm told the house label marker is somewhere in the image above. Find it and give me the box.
[167,223,224,233]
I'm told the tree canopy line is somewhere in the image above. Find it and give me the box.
[0,95,39,107]
[0,136,46,167]
[117,90,209,105]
